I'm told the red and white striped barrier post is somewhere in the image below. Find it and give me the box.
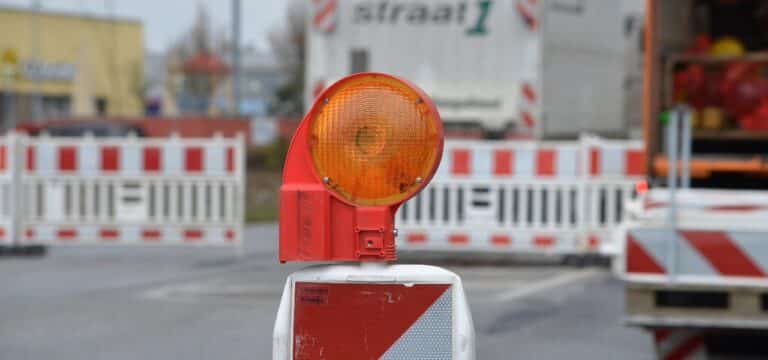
[273,73,475,359]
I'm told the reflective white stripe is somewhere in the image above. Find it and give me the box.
[204,144,226,175]
[471,147,492,179]
[515,149,535,176]
[79,143,99,175]
[121,144,141,175]
[556,148,578,177]
[600,147,624,176]
[37,142,56,174]
[163,143,182,174]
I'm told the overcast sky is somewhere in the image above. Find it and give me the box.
[0,0,289,53]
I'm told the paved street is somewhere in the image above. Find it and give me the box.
[0,224,652,359]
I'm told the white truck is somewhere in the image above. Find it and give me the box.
[306,0,638,139]
[620,1,768,357]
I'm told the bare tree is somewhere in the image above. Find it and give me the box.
[169,4,215,60]
[269,0,306,116]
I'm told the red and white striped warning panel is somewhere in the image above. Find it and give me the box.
[654,329,708,360]
[273,264,475,359]
[23,137,241,176]
[519,82,539,131]
[625,227,768,282]
[435,137,644,179]
[397,136,644,256]
[0,133,244,249]
[312,0,337,33]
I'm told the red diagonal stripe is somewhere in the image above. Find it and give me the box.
[680,231,766,277]
[653,329,672,344]
[293,283,449,359]
[521,110,535,128]
[313,0,336,26]
[665,335,705,360]
[626,234,665,274]
[516,2,538,29]
[522,83,537,103]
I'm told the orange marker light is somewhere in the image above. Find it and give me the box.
[309,75,442,206]
[279,73,444,262]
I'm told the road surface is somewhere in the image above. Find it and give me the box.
[0,224,652,359]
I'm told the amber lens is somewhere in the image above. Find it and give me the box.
[309,75,442,206]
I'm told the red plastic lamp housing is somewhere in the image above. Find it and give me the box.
[279,73,444,262]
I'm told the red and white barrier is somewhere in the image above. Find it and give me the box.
[654,329,708,360]
[623,227,768,285]
[434,137,644,179]
[397,135,645,256]
[1,132,245,251]
[273,264,475,359]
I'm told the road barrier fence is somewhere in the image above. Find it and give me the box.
[397,135,645,256]
[0,132,245,252]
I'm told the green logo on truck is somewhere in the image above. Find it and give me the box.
[353,0,493,36]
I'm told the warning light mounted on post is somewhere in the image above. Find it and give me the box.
[274,73,475,359]
[279,73,444,262]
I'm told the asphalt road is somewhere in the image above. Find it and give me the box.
[0,224,653,359]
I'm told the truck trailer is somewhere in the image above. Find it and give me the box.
[306,0,637,139]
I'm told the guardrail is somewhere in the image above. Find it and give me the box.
[0,132,245,253]
[396,135,645,256]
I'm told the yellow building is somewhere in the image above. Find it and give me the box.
[0,6,143,128]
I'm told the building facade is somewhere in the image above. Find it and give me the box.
[0,6,143,129]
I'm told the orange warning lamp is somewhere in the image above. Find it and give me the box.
[279,73,443,262]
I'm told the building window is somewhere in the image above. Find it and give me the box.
[95,98,108,116]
